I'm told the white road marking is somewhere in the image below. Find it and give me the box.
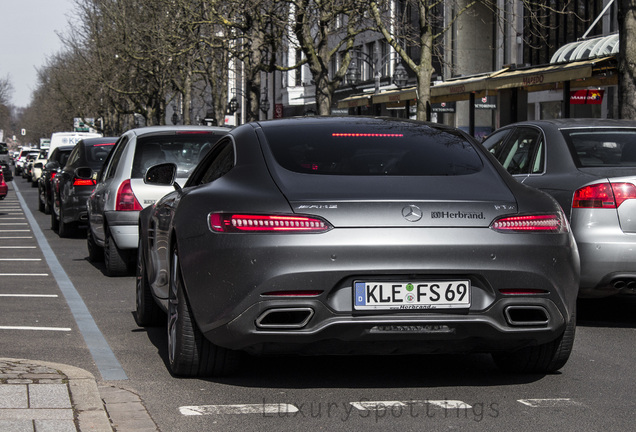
[0,258,41,261]
[0,246,36,249]
[0,230,31,232]
[180,403,299,416]
[351,400,472,410]
[0,326,71,332]
[0,294,58,298]
[0,273,49,277]
[518,398,583,407]
[0,237,34,239]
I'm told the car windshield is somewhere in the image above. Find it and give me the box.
[562,129,636,167]
[262,122,483,176]
[132,133,223,179]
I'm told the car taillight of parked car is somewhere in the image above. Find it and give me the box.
[72,178,96,187]
[573,182,636,209]
[115,179,143,211]
[490,213,567,233]
[208,213,332,233]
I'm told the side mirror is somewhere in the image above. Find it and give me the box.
[75,167,94,180]
[144,163,177,186]
[45,161,59,170]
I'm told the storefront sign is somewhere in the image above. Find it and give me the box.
[431,102,456,113]
[570,89,604,105]
[475,96,497,109]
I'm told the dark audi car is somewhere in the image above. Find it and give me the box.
[136,117,579,377]
[51,137,117,237]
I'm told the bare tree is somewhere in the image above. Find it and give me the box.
[0,75,13,135]
[618,0,636,119]
[289,0,372,115]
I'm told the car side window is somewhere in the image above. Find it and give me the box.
[103,136,128,181]
[497,127,543,175]
[47,149,59,166]
[192,140,234,186]
[482,129,512,159]
[66,146,81,168]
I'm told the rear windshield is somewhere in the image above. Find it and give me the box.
[0,143,7,155]
[132,133,223,179]
[86,143,115,169]
[563,129,636,167]
[262,123,483,176]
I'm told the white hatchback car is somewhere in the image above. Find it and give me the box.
[86,125,229,276]
[30,149,49,186]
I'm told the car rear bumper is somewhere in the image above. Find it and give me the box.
[104,210,139,249]
[203,297,567,355]
[62,188,94,224]
[576,238,636,297]
[572,212,636,297]
[176,226,580,354]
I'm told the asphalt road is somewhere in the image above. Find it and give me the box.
[1,174,635,431]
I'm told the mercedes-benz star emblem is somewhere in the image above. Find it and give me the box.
[402,205,423,222]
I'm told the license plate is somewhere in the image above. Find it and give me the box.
[354,281,471,310]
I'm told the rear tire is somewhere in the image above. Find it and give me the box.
[135,240,163,326]
[43,188,51,215]
[38,190,45,212]
[492,313,576,373]
[86,227,104,262]
[58,206,75,238]
[104,231,129,276]
[50,205,59,231]
[167,245,240,377]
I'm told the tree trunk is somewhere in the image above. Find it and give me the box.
[619,0,636,119]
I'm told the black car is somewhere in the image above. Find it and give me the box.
[0,161,11,182]
[0,142,12,181]
[37,145,75,214]
[136,117,580,377]
[51,137,117,237]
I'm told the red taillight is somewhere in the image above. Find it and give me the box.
[115,179,142,211]
[73,178,96,187]
[209,213,332,233]
[573,182,636,209]
[332,133,403,138]
[490,214,565,233]
[49,172,57,181]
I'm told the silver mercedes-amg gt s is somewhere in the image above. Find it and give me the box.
[135,117,579,377]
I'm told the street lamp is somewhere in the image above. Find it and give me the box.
[171,104,179,125]
[392,63,409,88]
[260,96,270,114]
[227,97,240,115]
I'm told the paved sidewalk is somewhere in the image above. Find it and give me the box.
[0,358,157,431]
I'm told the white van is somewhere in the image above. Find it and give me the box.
[48,131,102,158]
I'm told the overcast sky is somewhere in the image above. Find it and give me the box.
[0,0,76,108]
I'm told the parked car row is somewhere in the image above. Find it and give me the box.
[18,117,636,379]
